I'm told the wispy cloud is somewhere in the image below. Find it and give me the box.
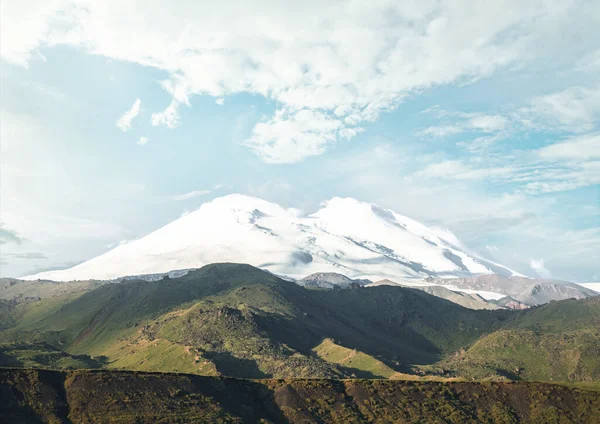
[419,111,508,139]
[517,161,600,195]
[414,132,600,196]
[8,252,48,259]
[116,98,141,132]
[137,136,149,145]
[537,133,600,161]
[0,224,23,245]
[416,160,513,180]
[170,190,212,201]
[520,86,600,133]
[413,84,600,197]
[169,184,224,201]
[530,258,552,279]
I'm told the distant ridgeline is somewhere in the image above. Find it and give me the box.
[1,263,599,383]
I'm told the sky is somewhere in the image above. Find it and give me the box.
[1,0,599,282]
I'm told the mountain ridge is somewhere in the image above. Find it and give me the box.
[2,263,599,383]
[426,274,598,306]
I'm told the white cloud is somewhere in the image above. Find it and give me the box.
[518,161,600,194]
[456,132,509,153]
[419,124,465,138]
[169,184,223,201]
[530,258,552,279]
[116,98,141,131]
[418,111,509,140]
[413,130,600,194]
[3,0,597,162]
[467,115,508,132]
[537,133,600,161]
[421,84,600,153]
[151,100,180,129]
[521,86,600,132]
[107,239,130,249]
[244,109,344,163]
[415,89,600,193]
[170,190,211,201]
[505,134,600,194]
[416,152,600,194]
[137,136,149,145]
[416,160,468,177]
[215,98,225,105]
[417,160,513,180]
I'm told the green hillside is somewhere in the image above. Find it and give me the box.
[0,263,599,382]
[429,297,600,381]
[437,328,600,381]
[312,338,400,378]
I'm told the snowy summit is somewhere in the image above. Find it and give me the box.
[24,194,520,282]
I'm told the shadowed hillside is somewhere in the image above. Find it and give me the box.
[1,264,599,382]
[1,369,599,424]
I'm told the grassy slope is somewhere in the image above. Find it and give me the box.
[312,338,399,378]
[0,342,104,370]
[1,368,599,424]
[104,338,219,376]
[122,273,517,378]
[1,264,508,377]
[433,297,600,381]
[0,277,109,302]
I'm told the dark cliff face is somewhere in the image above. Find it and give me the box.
[1,369,599,424]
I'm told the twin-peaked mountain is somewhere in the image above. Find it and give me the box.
[25,194,518,282]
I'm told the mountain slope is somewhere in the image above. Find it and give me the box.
[2,263,513,379]
[429,297,600,381]
[3,369,599,424]
[4,263,600,382]
[368,279,502,310]
[23,194,519,282]
[0,278,111,303]
[428,274,598,306]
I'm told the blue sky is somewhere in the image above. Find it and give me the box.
[1,0,599,281]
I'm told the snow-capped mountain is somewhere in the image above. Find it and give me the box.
[23,194,521,282]
[426,274,598,306]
